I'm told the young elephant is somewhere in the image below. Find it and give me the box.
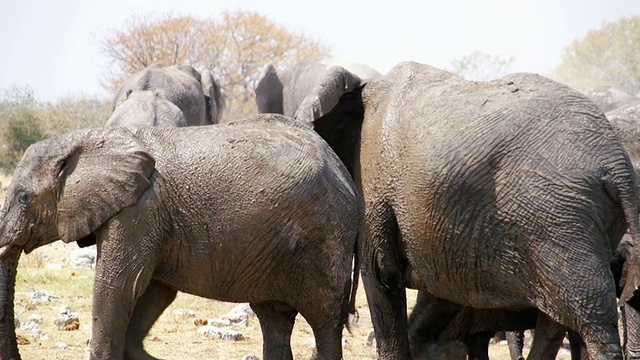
[0,115,360,360]
[106,90,188,127]
[291,61,640,359]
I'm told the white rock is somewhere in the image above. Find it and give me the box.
[499,340,508,346]
[22,321,47,340]
[242,356,259,360]
[70,246,97,269]
[366,329,376,346]
[54,311,79,330]
[27,313,43,324]
[228,304,255,316]
[208,318,231,327]
[21,320,39,332]
[57,342,69,350]
[14,314,19,328]
[28,289,55,302]
[197,325,244,341]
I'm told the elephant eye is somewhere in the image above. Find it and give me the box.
[17,191,32,205]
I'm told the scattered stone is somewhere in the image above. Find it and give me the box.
[341,337,349,347]
[172,308,196,318]
[57,342,69,350]
[366,329,376,346]
[242,356,259,360]
[193,318,208,327]
[197,325,244,341]
[208,318,232,327]
[16,334,30,345]
[21,321,47,340]
[499,340,508,346]
[14,314,20,328]
[54,309,80,331]
[70,246,97,269]
[218,304,255,328]
[28,289,55,302]
[229,304,255,316]
[27,313,43,324]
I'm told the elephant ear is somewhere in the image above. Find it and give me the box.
[293,65,363,125]
[255,63,284,114]
[56,127,155,244]
[201,68,224,124]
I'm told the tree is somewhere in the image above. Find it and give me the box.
[450,51,515,81]
[98,11,331,119]
[553,16,640,90]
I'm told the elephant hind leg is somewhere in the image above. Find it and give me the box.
[125,281,177,360]
[251,302,297,360]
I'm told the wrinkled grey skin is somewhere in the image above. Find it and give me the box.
[294,61,640,360]
[254,61,380,117]
[114,64,224,125]
[582,86,639,113]
[106,90,188,127]
[0,115,360,360]
[607,100,640,360]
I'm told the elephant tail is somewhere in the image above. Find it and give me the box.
[344,229,361,334]
[612,162,640,310]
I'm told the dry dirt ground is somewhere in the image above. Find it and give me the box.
[0,174,572,359]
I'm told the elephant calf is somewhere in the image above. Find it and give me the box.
[0,115,360,360]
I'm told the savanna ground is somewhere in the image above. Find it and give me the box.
[0,173,570,359]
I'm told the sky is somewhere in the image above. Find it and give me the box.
[1,0,639,102]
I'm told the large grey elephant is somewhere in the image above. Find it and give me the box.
[114,64,224,125]
[0,115,360,360]
[254,61,380,116]
[291,61,640,359]
[607,100,640,360]
[106,90,188,127]
[582,85,639,113]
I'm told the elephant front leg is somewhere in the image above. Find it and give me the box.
[90,244,156,360]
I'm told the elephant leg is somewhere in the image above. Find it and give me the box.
[623,305,640,359]
[526,314,566,360]
[535,252,622,360]
[566,330,587,360]
[407,291,462,357]
[124,281,177,360]
[361,202,410,359]
[251,302,298,360]
[506,331,525,360]
[91,240,157,360]
[465,332,493,360]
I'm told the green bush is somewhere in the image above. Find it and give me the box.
[0,87,46,171]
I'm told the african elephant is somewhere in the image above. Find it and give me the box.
[607,100,640,360]
[114,64,224,125]
[106,90,188,127]
[0,115,360,360]
[582,85,639,113]
[291,61,640,359]
[254,61,380,117]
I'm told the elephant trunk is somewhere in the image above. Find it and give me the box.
[0,246,21,360]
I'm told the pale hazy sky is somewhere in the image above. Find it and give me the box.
[2,0,639,102]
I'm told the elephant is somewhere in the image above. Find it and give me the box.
[106,90,188,127]
[113,64,224,125]
[582,85,639,113]
[289,61,640,359]
[254,61,380,117]
[607,100,640,360]
[0,114,361,360]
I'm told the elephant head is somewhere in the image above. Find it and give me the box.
[254,61,379,118]
[113,64,224,126]
[0,127,154,358]
[106,90,188,127]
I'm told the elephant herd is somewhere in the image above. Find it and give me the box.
[1,60,640,360]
